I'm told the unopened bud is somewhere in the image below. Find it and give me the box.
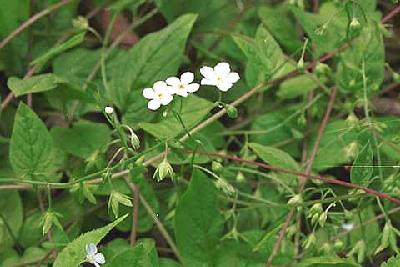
[212,161,223,173]
[154,158,174,182]
[226,105,238,119]
[72,16,89,31]
[350,17,360,29]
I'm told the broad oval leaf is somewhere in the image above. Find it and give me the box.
[10,103,56,181]
[8,73,65,97]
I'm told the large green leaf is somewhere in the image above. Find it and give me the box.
[10,103,56,181]
[233,25,284,87]
[139,95,214,140]
[53,214,128,267]
[0,191,23,253]
[249,143,300,186]
[51,121,111,159]
[381,255,400,267]
[106,14,197,124]
[175,169,224,266]
[7,73,65,97]
[154,0,236,31]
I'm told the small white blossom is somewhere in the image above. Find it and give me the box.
[104,106,114,114]
[143,81,174,110]
[85,243,105,267]
[342,223,354,231]
[200,62,240,92]
[166,72,200,97]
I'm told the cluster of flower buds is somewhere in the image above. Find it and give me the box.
[142,62,240,110]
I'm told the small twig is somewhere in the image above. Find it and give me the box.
[0,0,73,50]
[129,183,140,246]
[381,4,400,23]
[123,177,183,262]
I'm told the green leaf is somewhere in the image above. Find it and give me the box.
[249,143,300,186]
[7,73,65,97]
[0,191,23,253]
[139,95,214,140]
[10,103,55,180]
[51,121,111,159]
[351,142,374,186]
[258,5,302,53]
[381,255,400,267]
[154,0,236,31]
[32,32,86,67]
[336,23,384,93]
[107,14,197,123]
[53,214,128,267]
[277,75,320,99]
[233,25,284,87]
[104,239,159,267]
[175,169,224,266]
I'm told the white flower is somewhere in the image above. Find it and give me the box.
[85,243,105,267]
[166,72,200,97]
[143,81,174,110]
[341,223,354,231]
[104,106,114,114]
[200,62,240,92]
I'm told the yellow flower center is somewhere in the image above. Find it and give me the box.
[178,83,185,89]
[157,93,163,98]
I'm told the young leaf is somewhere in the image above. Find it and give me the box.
[10,103,55,181]
[351,142,373,186]
[7,74,65,97]
[107,14,197,123]
[53,214,128,267]
[175,169,224,266]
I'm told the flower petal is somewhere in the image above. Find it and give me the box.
[227,72,240,84]
[180,72,194,84]
[200,66,216,80]
[94,262,100,267]
[153,81,168,92]
[166,77,180,86]
[214,62,231,76]
[186,83,200,93]
[201,78,216,86]
[86,243,97,255]
[94,253,106,264]
[174,90,189,97]
[217,81,233,92]
[160,94,173,105]
[143,88,155,99]
[148,99,161,110]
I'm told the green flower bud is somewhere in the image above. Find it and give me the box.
[334,240,344,250]
[212,161,223,174]
[236,171,245,183]
[72,16,89,31]
[215,178,236,196]
[303,233,316,249]
[154,158,174,182]
[288,194,303,205]
[393,72,400,83]
[297,57,304,70]
[41,211,63,235]
[315,63,331,76]
[225,104,238,119]
[350,17,361,29]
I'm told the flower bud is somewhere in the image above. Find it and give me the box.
[212,161,223,174]
[130,131,140,150]
[350,17,360,29]
[236,171,245,183]
[393,72,400,83]
[104,106,114,114]
[154,158,174,182]
[345,142,358,159]
[41,211,63,235]
[303,233,316,249]
[334,240,344,250]
[225,105,238,119]
[108,191,132,217]
[288,194,303,205]
[72,16,89,31]
[315,63,331,76]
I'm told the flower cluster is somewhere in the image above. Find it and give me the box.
[143,62,240,110]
